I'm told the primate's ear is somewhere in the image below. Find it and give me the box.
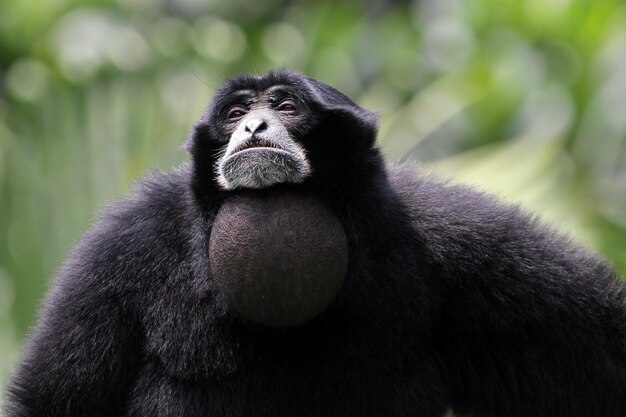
[182,117,215,154]
[182,122,202,153]
[183,90,224,153]
[303,77,379,144]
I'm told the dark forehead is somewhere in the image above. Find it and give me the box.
[213,71,312,103]
[224,71,306,92]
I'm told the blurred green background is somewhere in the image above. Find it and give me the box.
[1,0,626,397]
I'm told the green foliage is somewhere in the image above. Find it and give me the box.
[1,0,626,395]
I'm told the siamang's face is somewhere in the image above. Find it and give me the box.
[213,84,315,190]
[189,72,378,192]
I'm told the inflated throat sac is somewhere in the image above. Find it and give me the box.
[209,189,348,327]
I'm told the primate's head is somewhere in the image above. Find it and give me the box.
[187,71,379,192]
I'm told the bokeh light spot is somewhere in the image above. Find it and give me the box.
[262,23,305,67]
[6,59,51,102]
[190,17,247,63]
[151,17,189,58]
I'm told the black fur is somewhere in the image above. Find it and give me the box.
[4,71,626,417]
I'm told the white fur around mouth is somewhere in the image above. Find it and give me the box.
[224,146,292,164]
[217,147,311,190]
[228,146,291,159]
[230,139,283,156]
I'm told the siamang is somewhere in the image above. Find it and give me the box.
[4,71,626,417]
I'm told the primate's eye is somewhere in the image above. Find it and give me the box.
[276,100,297,112]
[227,106,247,120]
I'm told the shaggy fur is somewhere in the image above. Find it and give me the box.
[4,71,626,417]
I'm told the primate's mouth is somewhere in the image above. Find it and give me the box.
[231,139,283,155]
[218,144,311,190]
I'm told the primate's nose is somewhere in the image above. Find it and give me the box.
[244,119,268,136]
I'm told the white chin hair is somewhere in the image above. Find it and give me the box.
[216,150,310,190]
